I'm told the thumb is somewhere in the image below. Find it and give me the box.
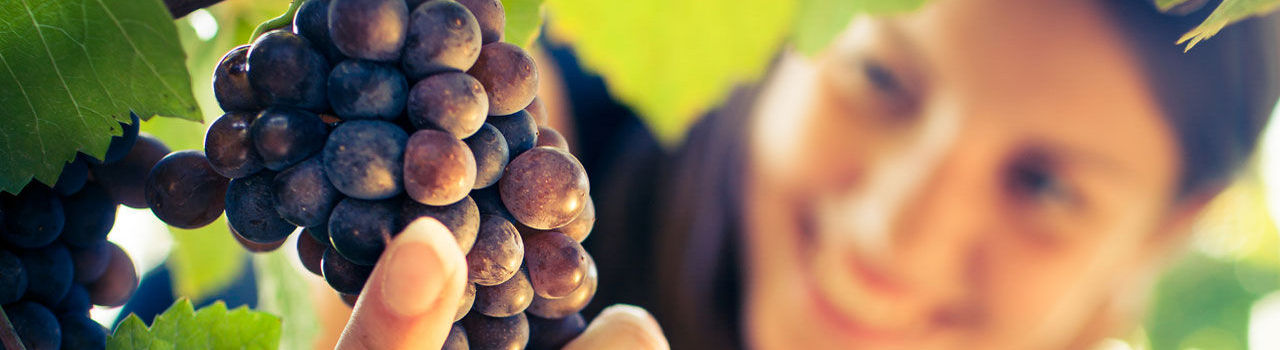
[565,305,670,350]
[337,218,469,349]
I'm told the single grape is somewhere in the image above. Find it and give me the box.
[87,242,138,307]
[60,183,116,248]
[471,187,513,220]
[0,248,28,304]
[407,72,488,138]
[404,129,477,206]
[213,45,262,112]
[561,196,594,242]
[499,147,589,230]
[1,184,65,248]
[293,0,345,62]
[455,282,476,322]
[535,126,568,151]
[297,229,328,276]
[487,110,537,158]
[18,242,74,306]
[4,301,61,350]
[323,120,408,200]
[247,30,330,111]
[53,284,91,315]
[229,223,289,252]
[52,156,89,196]
[101,113,142,165]
[523,231,589,299]
[466,215,523,286]
[465,123,509,189]
[322,247,373,295]
[462,312,529,350]
[328,198,399,266]
[70,241,112,284]
[340,293,360,308]
[469,42,538,116]
[328,0,408,61]
[525,96,548,125]
[91,134,172,209]
[251,107,328,171]
[306,225,331,244]
[474,269,533,317]
[401,195,480,252]
[401,0,482,79]
[226,171,296,244]
[146,151,230,229]
[527,253,596,319]
[57,312,106,350]
[205,111,264,179]
[274,156,342,227]
[444,323,470,350]
[527,313,586,350]
[328,60,408,120]
[456,0,504,44]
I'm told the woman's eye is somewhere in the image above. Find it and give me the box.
[856,58,918,118]
[1008,159,1072,206]
[863,60,902,94]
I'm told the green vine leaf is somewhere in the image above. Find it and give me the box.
[107,299,282,350]
[501,0,545,49]
[791,0,929,56]
[0,0,201,195]
[1178,0,1280,50]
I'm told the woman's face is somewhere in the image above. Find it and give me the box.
[743,0,1197,348]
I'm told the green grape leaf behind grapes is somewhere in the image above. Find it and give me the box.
[502,0,545,49]
[1178,0,1280,50]
[107,299,282,350]
[0,0,200,195]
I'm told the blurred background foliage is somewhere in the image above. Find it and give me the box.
[101,0,1280,349]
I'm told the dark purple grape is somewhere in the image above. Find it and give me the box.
[535,126,568,151]
[52,156,89,196]
[527,313,586,350]
[226,171,296,244]
[328,60,407,120]
[247,30,330,111]
[487,110,537,158]
[251,107,328,171]
[462,312,529,350]
[322,247,373,295]
[466,215,523,286]
[527,253,596,319]
[87,242,137,307]
[404,129,476,206]
[401,0,482,79]
[213,45,262,112]
[70,241,111,284]
[53,284,91,315]
[145,151,229,229]
[499,147,589,230]
[92,134,171,209]
[230,224,288,252]
[293,0,345,62]
[205,111,264,179]
[473,269,533,317]
[1,184,64,248]
[18,242,74,306]
[297,229,328,276]
[60,183,116,247]
[274,157,342,227]
[4,301,61,350]
[401,195,480,252]
[455,282,476,322]
[444,323,469,350]
[101,113,142,165]
[328,0,408,61]
[469,42,538,116]
[340,293,360,308]
[456,0,504,44]
[328,198,399,266]
[323,120,408,200]
[471,187,512,220]
[57,312,106,350]
[306,225,330,244]
[407,72,488,138]
[465,123,508,189]
[0,249,27,304]
[523,231,588,299]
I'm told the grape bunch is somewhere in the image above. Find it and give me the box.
[144,0,598,348]
[2,115,156,350]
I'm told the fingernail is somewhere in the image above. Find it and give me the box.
[380,218,459,318]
